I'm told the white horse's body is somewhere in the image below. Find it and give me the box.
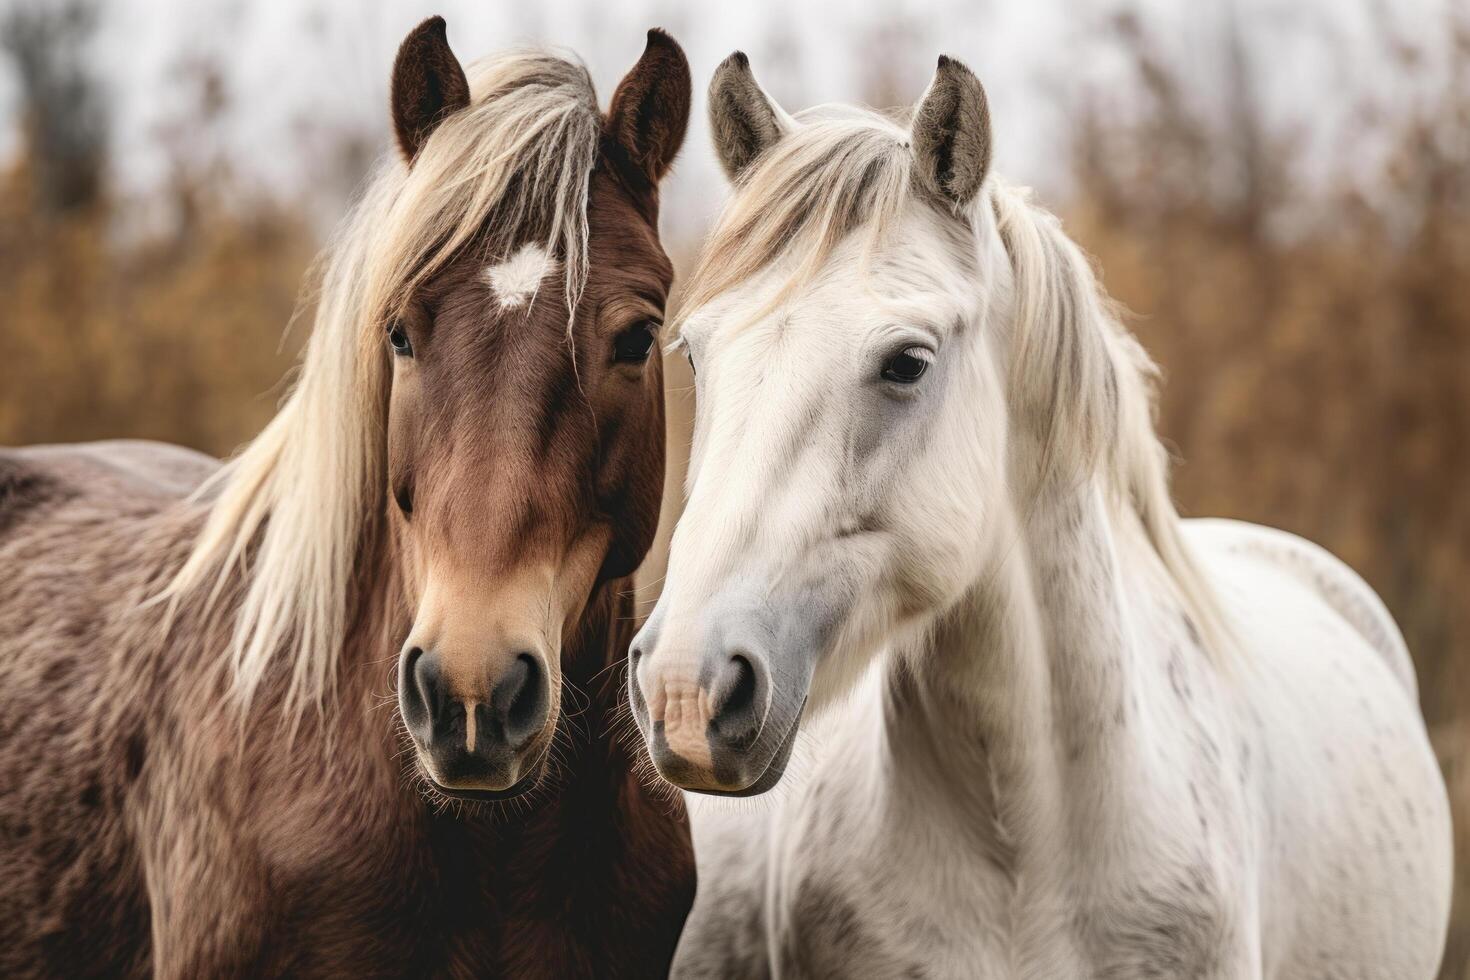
[675,517,1451,978]
[634,52,1453,979]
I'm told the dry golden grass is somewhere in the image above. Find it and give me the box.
[0,163,310,455]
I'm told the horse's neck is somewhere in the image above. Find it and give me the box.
[564,584,636,702]
[335,516,406,718]
[890,476,1154,853]
[553,582,643,774]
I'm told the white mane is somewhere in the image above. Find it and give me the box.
[159,48,603,715]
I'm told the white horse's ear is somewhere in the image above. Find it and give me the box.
[708,51,792,182]
[910,55,992,211]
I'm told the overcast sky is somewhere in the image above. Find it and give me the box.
[0,0,1458,244]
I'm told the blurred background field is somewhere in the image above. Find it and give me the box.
[1,0,1466,973]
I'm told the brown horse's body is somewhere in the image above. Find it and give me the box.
[0,441,691,978]
[0,19,695,979]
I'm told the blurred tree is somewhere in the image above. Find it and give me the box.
[1,0,106,214]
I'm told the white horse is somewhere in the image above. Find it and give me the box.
[629,51,1453,978]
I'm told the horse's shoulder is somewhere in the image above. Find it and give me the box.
[1181,518,1414,694]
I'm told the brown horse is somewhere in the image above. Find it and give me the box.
[0,18,694,978]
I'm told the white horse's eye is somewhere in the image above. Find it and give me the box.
[881,346,931,383]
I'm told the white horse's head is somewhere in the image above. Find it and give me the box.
[632,52,1165,794]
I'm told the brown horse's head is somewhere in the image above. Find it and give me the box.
[383,19,689,799]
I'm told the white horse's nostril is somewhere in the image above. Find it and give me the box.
[630,644,652,697]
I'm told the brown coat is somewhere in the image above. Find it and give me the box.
[0,440,692,978]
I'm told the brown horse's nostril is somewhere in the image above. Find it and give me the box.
[491,654,547,751]
[399,646,439,740]
[708,653,762,752]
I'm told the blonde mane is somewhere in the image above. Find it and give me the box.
[677,105,1229,654]
[160,49,603,715]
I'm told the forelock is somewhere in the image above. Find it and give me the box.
[675,108,922,334]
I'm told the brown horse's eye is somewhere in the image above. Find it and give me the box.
[387,322,413,357]
[613,321,657,364]
[394,483,413,518]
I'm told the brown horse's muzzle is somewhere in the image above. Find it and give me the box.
[396,565,565,799]
[399,644,551,798]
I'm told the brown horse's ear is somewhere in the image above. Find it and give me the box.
[708,51,790,182]
[910,55,992,211]
[390,16,471,164]
[604,29,692,187]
